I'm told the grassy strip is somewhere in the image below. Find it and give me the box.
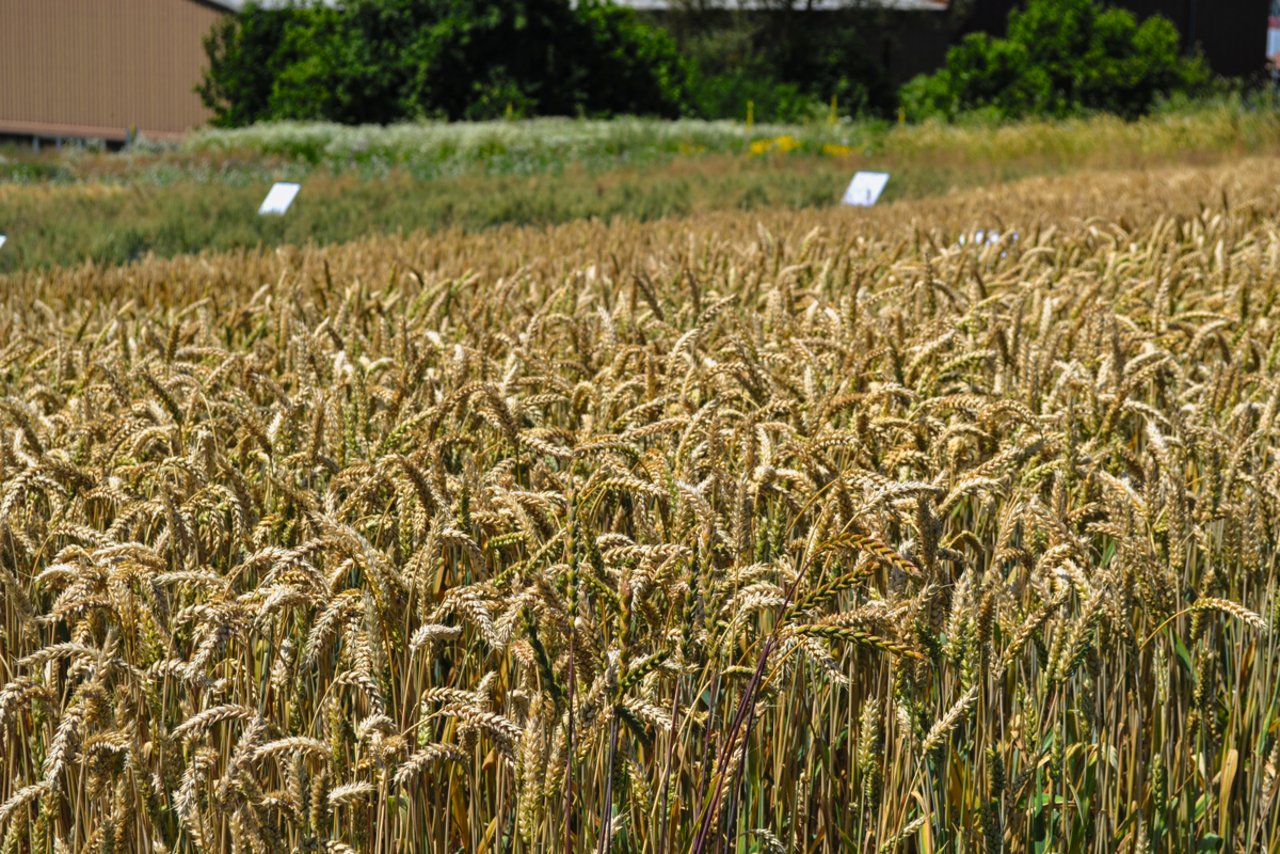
[6,102,1279,184]
[2,103,1278,273]
[179,102,1280,173]
[0,156,1068,273]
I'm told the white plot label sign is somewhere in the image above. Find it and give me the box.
[958,229,1004,246]
[0,235,6,251]
[841,171,890,207]
[957,229,1020,256]
[259,182,301,216]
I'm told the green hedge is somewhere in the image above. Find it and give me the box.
[199,0,691,125]
[201,0,1216,127]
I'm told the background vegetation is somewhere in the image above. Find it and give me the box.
[902,0,1210,121]
[4,104,1280,272]
[199,0,692,124]
[200,0,1218,126]
[666,3,901,123]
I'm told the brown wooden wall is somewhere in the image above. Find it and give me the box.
[0,0,228,141]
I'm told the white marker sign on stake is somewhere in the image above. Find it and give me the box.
[957,230,1020,256]
[841,171,890,207]
[958,229,1003,246]
[259,182,301,216]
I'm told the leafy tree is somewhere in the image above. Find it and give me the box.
[901,0,1208,121]
[198,6,317,127]
[199,0,690,125]
[576,3,695,118]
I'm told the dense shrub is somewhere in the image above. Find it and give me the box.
[901,0,1208,121]
[676,12,895,123]
[199,6,321,127]
[199,0,691,125]
[687,66,826,124]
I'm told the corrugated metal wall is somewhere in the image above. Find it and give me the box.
[0,0,227,140]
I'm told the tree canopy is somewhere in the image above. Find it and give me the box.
[199,0,692,125]
[901,0,1208,121]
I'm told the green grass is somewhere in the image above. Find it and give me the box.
[0,159,843,272]
[2,102,1279,273]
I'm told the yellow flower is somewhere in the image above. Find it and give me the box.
[822,143,853,158]
[774,134,800,154]
[749,135,801,157]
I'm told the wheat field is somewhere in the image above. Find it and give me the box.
[1,158,1279,852]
